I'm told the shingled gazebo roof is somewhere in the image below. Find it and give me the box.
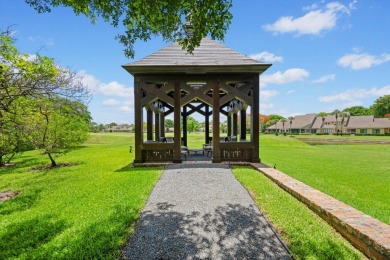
[122,38,271,75]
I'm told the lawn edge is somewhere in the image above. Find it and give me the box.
[249,162,390,260]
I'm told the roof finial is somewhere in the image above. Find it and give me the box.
[186,13,194,38]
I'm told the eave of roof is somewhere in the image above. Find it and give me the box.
[122,38,271,76]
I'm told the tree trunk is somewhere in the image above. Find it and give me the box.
[47,152,56,167]
[0,155,4,166]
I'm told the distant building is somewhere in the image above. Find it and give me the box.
[267,114,316,134]
[266,114,390,135]
[346,116,390,135]
[111,125,132,132]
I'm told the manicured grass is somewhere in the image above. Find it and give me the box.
[260,134,390,225]
[233,166,364,259]
[0,133,163,259]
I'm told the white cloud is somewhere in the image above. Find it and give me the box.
[319,86,390,102]
[312,74,336,83]
[28,36,54,46]
[338,100,363,109]
[249,51,283,63]
[263,1,355,36]
[260,90,279,101]
[338,53,390,70]
[262,68,309,87]
[119,106,133,113]
[286,89,296,94]
[99,81,133,97]
[103,99,120,106]
[260,103,274,113]
[78,70,133,97]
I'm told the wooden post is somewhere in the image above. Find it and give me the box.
[182,106,187,146]
[212,81,221,163]
[173,81,182,163]
[205,105,210,144]
[241,109,246,140]
[134,77,143,163]
[227,114,232,136]
[147,109,153,141]
[251,75,260,163]
[160,112,165,137]
[155,111,160,141]
[233,113,238,136]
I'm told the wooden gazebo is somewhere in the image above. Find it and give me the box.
[122,38,271,164]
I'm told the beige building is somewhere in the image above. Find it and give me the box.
[346,116,390,135]
[267,114,390,135]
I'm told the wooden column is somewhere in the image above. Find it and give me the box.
[233,113,238,136]
[227,114,232,136]
[173,81,182,163]
[240,109,246,140]
[205,105,210,144]
[155,111,160,141]
[147,109,153,141]
[212,81,221,163]
[182,106,187,146]
[251,76,260,163]
[160,112,165,137]
[134,77,143,163]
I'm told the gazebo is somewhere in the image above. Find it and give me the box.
[122,38,271,164]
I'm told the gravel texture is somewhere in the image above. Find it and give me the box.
[122,164,291,259]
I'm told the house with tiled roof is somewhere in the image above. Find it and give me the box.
[266,114,390,135]
[346,116,390,135]
[311,114,348,134]
[266,114,316,134]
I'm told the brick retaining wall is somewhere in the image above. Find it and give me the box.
[296,138,390,145]
[251,163,390,260]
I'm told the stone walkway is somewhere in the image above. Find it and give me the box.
[122,164,291,259]
[252,163,390,260]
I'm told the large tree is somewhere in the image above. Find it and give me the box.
[342,106,372,116]
[25,0,233,58]
[370,95,390,118]
[0,31,90,112]
[29,97,91,167]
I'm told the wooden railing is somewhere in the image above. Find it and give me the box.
[141,142,175,161]
[219,141,253,161]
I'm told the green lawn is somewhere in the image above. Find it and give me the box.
[0,133,162,259]
[259,134,390,225]
[2,131,386,258]
[234,166,364,259]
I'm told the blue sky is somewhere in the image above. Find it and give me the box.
[2,0,390,124]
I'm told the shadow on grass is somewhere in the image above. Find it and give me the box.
[0,215,68,259]
[42,205,139,259]
[122,203,291,259]
[0,157,42,175]
[0,188,42,215]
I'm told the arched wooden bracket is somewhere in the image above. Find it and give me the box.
[180,82,213,106]
[219,82,253,106]
[141,82,174,107]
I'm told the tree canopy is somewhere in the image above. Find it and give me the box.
[370,95,390,118]
[0,31,90,112]
[26,0,233,58]
[342,106,372,116]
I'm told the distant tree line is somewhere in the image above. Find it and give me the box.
[1,30,91,167]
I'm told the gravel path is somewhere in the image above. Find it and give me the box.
[122,164,291,259]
